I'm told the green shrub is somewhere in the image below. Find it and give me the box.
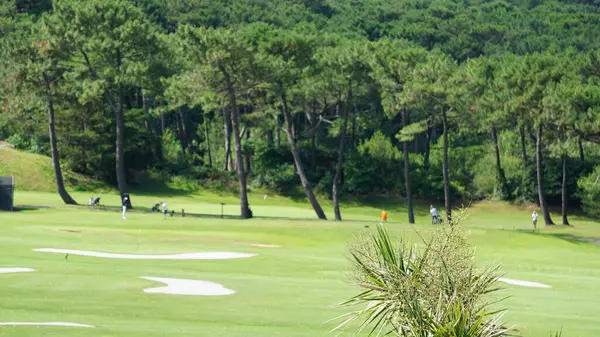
[578,165,600,217]
[331,210,516,337]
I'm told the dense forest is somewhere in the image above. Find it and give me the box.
[2,0,600,222]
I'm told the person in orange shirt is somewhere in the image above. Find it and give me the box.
[381,210,388,223]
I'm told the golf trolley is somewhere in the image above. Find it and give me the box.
[432,215,443,224]
[89,197,101,207]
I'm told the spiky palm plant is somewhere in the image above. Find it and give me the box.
[330,209,516,337]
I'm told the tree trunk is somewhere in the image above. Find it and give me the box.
[291,113,297,144]
[223,73,251,219]
[178,107,192,155]
[275,113,281,150]
[424,124,432,171]
[282,93,327,220]
[561,153,569,225]
[159,111,165,160]
[351,110,357,146]
[266,129,273,147]
[310,100,317,169]
[491,123,511,199]
[578,136,585,162]
[115,49,127,195]
[245,128,251,173]
[520,125,528,164]
[142,93,150,130]
[205,118,213,167]
[223,107,233,171]
[44,76,76,205]
[175,109,186,154]
[403,107,415,224]
[536,124,554,225]
[333,98,350,221]
[310,126,317,171]
[442,109,451,222]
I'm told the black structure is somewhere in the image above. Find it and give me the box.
[121,192,133,209]
[0,176,15,211]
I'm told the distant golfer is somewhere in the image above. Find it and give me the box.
[122,197,128,219]
[380,210,388,223]
[532,210,538,229]
[430,205,438,224]
[162,201,168,220]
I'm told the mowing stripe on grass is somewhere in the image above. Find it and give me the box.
[34,248,257,260]
[0,322,94,328]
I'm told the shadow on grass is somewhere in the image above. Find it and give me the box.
[546,233,600,246]
[13,206,52,212]
[513,228,600,247]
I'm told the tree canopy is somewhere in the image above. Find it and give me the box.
[2,0,600,221]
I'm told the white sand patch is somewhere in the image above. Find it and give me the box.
[498,277,551,288]
[0,322,94,328]
[34,248,256,260]
[0,268,35,274]
[250,244,281,248]
[140,277,236,296]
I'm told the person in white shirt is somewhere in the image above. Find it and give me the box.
[532,210,538,229]
[162,201,168,220]
[122,197,128,219]
[430,205,438,224]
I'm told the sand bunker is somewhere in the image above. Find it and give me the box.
[0,322,94,328]
[34,248,256,260]
[141,277,235,296]
[498,277,551,288]
[0,268,35,274]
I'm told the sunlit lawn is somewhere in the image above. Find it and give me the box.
[1,191,599,336]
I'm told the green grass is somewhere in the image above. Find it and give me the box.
[1,191,600,336]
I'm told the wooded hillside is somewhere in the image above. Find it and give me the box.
[2,0,600,222]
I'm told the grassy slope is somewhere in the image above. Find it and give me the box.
[0,147,108,192]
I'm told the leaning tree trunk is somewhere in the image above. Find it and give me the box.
[44,76,76,205]
[442,109,451,222]
[536,124,554,226]
[491,123,511,199]
[224,77,251,219]
[403,108,415,224]
[222,107,233,172]
[282,94,327,220]
[275,113,281,150]
[333,99,350,221]
[115,49,127,195]
[561,154,569,225]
